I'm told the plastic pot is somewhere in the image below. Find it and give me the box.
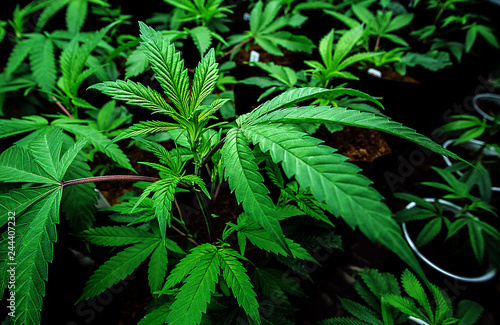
[402,198,497,283]
[473,93,500,124]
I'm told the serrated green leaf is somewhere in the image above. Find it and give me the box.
[58,134,91,179]
[338,297,383,325]
[66,0,87,34]
[265,31,314,54]
[359,268,401,299]
[240,226,315,262]
[54,121,134,171]
[139,301,172,325]
[221,128,291,257]
[0,146,59,185]
[79,240,159,302]
[427,282,451,324]
[134,178,178,239]
[30,34,56,92]
[0,115,49,139]
[5,37,35,75]
[401,269,431,317]
[242,123,424,277]
[416,218,442,247]
[241,87,383,125]
[218,248,260,324]
[36,0,70,31]
[28,127,63,180]
[456,300,484,325]
[468,221,484,264]
[250,1,279,34]
[139,21,191,116]
[14,186,62,325]
[252,104,465,164]
[190,26,212,56]
[125,45,149,79]
[476,24,499,48]
[332,26,364,69]
[79,226,157,246]
[148,242,169,294]
[113,120,181,143]
[88,80,178,117]
[165,244,220,325]
[190,48,218,111]
[384,294,427,321]
[319,29,334,70]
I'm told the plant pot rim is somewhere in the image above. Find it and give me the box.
[402,198,497,283]
[442,138,500,192]
[473,93,500,124]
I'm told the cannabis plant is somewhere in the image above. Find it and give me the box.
[240,27,380,100]
[304,27,380,88]
[325,4,452,74]
[0,22,466,325]
[317,269,484,325]
[226,0,315,57]
[440,114,500,202]
[395,167,500,269]
[411,0,499,61]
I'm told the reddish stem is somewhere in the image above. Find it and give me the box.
[52,96,74,119]
[61,175,161,188]
[217,37,254,62]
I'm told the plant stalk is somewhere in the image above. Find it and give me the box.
[52,96,74,119]
[217,36,254,62]
[61,175,161,188]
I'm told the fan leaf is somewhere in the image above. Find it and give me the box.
[165,244,221,325]
[79,226,157,246]
[79,240,159,302]
[221,128,291,256]
[139,21,191,116]
[242,123,424,277]
[14,187,62,325]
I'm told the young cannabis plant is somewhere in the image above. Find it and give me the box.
[318,269,484,325]
[226,0,315,57]
[0,21,467,325]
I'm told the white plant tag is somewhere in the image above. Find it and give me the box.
[367,68,382,78]
[249,50,260,67]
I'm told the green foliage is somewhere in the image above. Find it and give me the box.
[228,0,315,56]
[325,3,452,73]
[395,167,499,267]
[326,4,414,51]
[411,0,499,61]
[317,269,483,325]
[305,27,381,87]
[0,128,90,325]
[0,15,480,325]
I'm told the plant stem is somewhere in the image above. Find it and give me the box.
[374,36,381,51]
[52,96,74,119]
[61,175,161,188]
[171,225,199,246]
[190,136,213,242]
[217,36,254,62]
[201,136,226,167]
[196,192,213,242]
[173,197,188,232]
